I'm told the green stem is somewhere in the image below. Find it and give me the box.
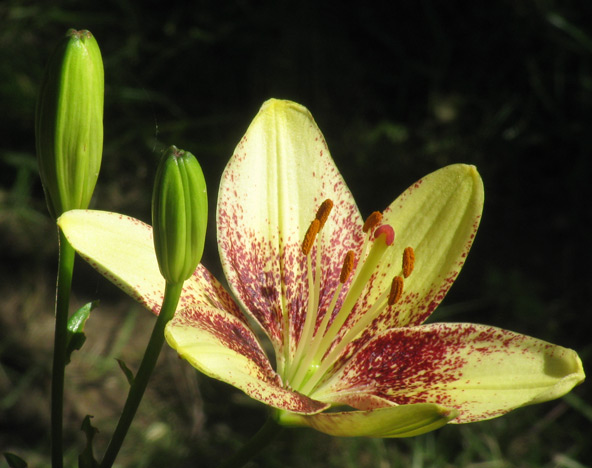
[51,229,76,468]
[217,416,284,468]
[99,281,183,468]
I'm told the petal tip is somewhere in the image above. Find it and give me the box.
[57,208,95,238]
[573,349,586,381]
[259,98,309,118]
[56,208,81,227]
[553,348,586,392]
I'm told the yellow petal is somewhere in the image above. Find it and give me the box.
[57,210,242,319]
[278,403,458,437]
[166,305,329,414]
[347,164,484,334]
[217,99,363,365]
[314,323,585,423]
[386,164,484,327]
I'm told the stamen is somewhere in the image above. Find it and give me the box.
[373,224,395,246]
[402,246,415,278]
[339,250,355,283]
[289,201,331,386]
[388,276,404,305]
[363,211,382,233]
[315,199,334,228]
[301,240,414,395]
[309,223,395,373]
[302,219,320,255]
[290,249,357,389]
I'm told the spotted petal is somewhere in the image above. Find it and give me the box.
[343,164,484,344]
[217,99,364,368]
[165,305,329,414]
[57,210,241,320]
[278,403,458,437]
[312,323,584,423]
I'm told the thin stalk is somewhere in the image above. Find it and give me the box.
[217,416,283,468]
[51,229,76,468]
[99,281,184,468]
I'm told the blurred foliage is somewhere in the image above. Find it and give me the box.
[1,0,591,467]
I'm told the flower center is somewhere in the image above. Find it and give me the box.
[286,199,415,394]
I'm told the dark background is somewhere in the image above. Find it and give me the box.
[1,1,590,467]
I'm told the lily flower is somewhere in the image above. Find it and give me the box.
[58,99,584,438]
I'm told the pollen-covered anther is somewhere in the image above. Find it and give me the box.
[315,199,334,228]
[388,275,404,305]
[363,211,383,233]
[402,246,415,278]
[339,250,355,283]
[373,224,395,246]
[302,219,321,255]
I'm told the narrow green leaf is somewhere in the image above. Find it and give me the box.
[65,300,98,364]
[78,415,99,468]
[116,358,135,386]
[4,453,28,468]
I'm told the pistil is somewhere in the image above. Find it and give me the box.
[301,245,415,395]
[317,224,395,351]
[292,223,395,391]
[294,225,395,392]
[288,203,417,395]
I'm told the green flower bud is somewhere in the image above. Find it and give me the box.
[35,29,104,219]
[152,146,208,284]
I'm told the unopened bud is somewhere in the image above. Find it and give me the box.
[152,146,208,284]
[35,29,104,219]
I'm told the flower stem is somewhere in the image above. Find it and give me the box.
[217,416,283,468]
[51,229,76,468]
[99,280,184,468]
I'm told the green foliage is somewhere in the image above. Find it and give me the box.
[65,301,98,365]
[3,453,27,468]
[116,359,135,386]
[78,416,98,468]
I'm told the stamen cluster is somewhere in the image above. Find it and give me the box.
[287,199,415,394]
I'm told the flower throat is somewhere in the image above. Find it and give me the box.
[286,199,415,394]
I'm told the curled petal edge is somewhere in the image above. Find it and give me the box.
[277,403,458,438]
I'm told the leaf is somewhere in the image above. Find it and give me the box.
[116,358,135,386]
[65,300,98,365]
[3,453,28,468]
[78,415,99,468]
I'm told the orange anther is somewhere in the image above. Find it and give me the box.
[363,211,383,233]
[388,276,404,305]
[302,219,321,255]
[315,199,334,228]
[339,250,355,283]
[402,246,415,278]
